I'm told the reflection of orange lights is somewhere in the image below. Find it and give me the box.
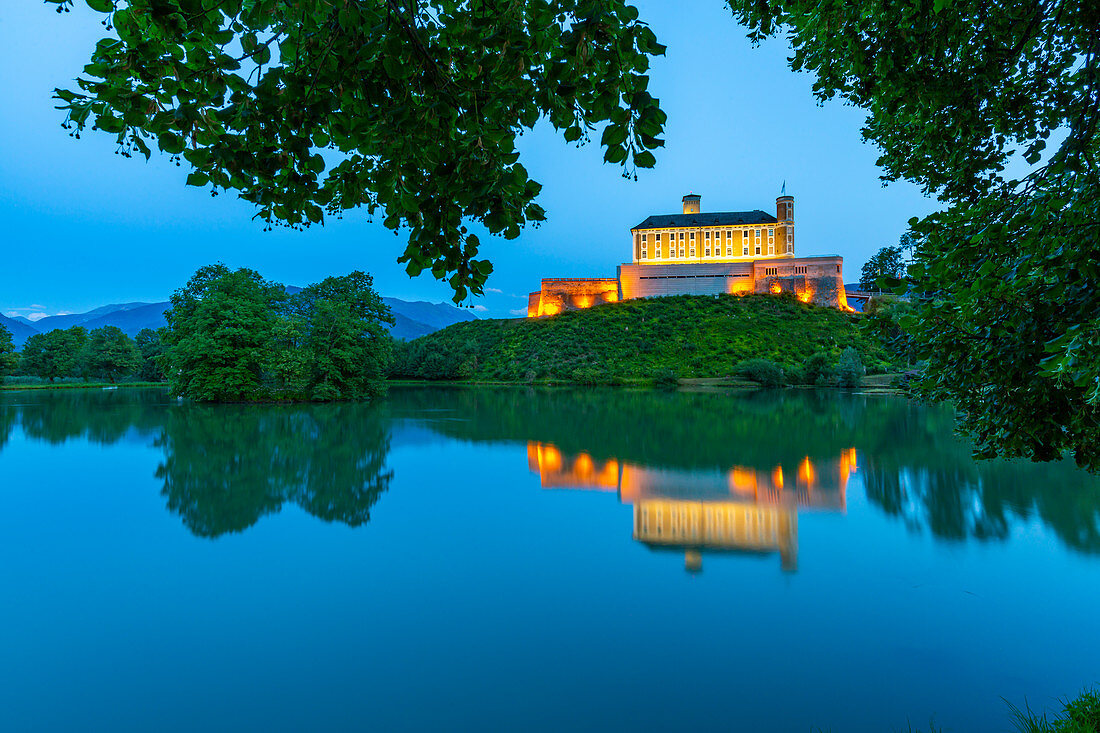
[540,444,563,473]
[797,456,816,486]
[574,452,595,477]
[772,466,784,489]
[728,467,758,494]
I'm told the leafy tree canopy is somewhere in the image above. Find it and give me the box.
[51,0,667,301]
[0,323,17,383]
[858,244,906,292]
[80,325,142,382]
[135,327,167,381]
[20,327,89,382]
[162,264,394,401]
[728,0,1100,470]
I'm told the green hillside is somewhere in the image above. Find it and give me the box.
[391,294,892,384]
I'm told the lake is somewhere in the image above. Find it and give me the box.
[0,386,1096,731]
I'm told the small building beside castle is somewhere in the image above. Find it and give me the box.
[528,193,849,316]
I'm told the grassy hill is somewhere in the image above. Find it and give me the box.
[391,294,892,384]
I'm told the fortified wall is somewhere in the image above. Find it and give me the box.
[527,193,851,315]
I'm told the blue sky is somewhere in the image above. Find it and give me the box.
[0,0,935,320]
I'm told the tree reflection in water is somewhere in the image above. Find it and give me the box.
[0,386,1097,553]
[155,402,393,538]
[396,386,1100,555]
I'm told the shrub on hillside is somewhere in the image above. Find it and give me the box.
[801,351,836,386]
[735,358,784,387]
[837,347,866,388]
[654,369,679,389]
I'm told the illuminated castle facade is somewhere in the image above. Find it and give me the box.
[528,193,849,316]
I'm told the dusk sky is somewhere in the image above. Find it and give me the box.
[1,0,936,320]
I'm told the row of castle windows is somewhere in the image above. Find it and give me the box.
[640,227,793,260]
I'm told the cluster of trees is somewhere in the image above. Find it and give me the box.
[161,265,393,402]
[0,320,164,384]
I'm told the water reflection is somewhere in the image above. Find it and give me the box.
[156,403,392,537]
[528,442,854,572]
[0,387,1098,556]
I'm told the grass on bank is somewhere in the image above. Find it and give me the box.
[1009,688,1100,733]
[391,293,893,385]
[0,376,167,391]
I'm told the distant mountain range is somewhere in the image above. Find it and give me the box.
[1,294,476,348]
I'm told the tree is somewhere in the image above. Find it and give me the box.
[0,323,18,383]
[80,325,141,383]
[285,271,395,400]
[162,265,393,402]
[135,328,166,382]
[20,327,88,382]
[837,347,865,388]
[162,264,287,401]
[858,245,905,292]
[728,1,1100,470]
[52,0,667,301]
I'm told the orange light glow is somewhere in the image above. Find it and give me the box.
[772,466,785,489]
[770,282,783,294]
[728,467,758,494]
[797,289,813,303]
[797,456,816,486]
[538,302,561,316]
[575,295,593,309]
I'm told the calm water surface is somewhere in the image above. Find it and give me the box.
[0,386,1097,732]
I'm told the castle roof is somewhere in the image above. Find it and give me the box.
[633,210,777,230]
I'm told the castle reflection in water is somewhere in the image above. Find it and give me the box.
[527,443,856,573]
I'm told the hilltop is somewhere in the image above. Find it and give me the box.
[391,294,891,383]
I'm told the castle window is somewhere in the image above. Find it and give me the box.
[787,242,794,254]
[641,234,647,243]
[794,266,807,274]
[679,232,684,241]
[679,247,685,257]
[726,230,732,239]
[705,231,710,240]
[727,246,733,256]
[756,243,761,255]
[705,247,711,257]
[690,232,695,242]
[765,267,778,276]
[690,245,696,257]
[769,228,774,238]
[641,248,647,259]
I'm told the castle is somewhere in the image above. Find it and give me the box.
[527,193,849,316]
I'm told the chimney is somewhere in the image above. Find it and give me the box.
[682,193,701,215]
[777,194,794,223]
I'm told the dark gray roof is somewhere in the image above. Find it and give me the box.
[633,210,777,230]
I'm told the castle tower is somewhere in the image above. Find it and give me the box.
[682,193,700,215]
[777,194,794,256]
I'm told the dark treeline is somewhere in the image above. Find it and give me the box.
[0,322,164,385]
